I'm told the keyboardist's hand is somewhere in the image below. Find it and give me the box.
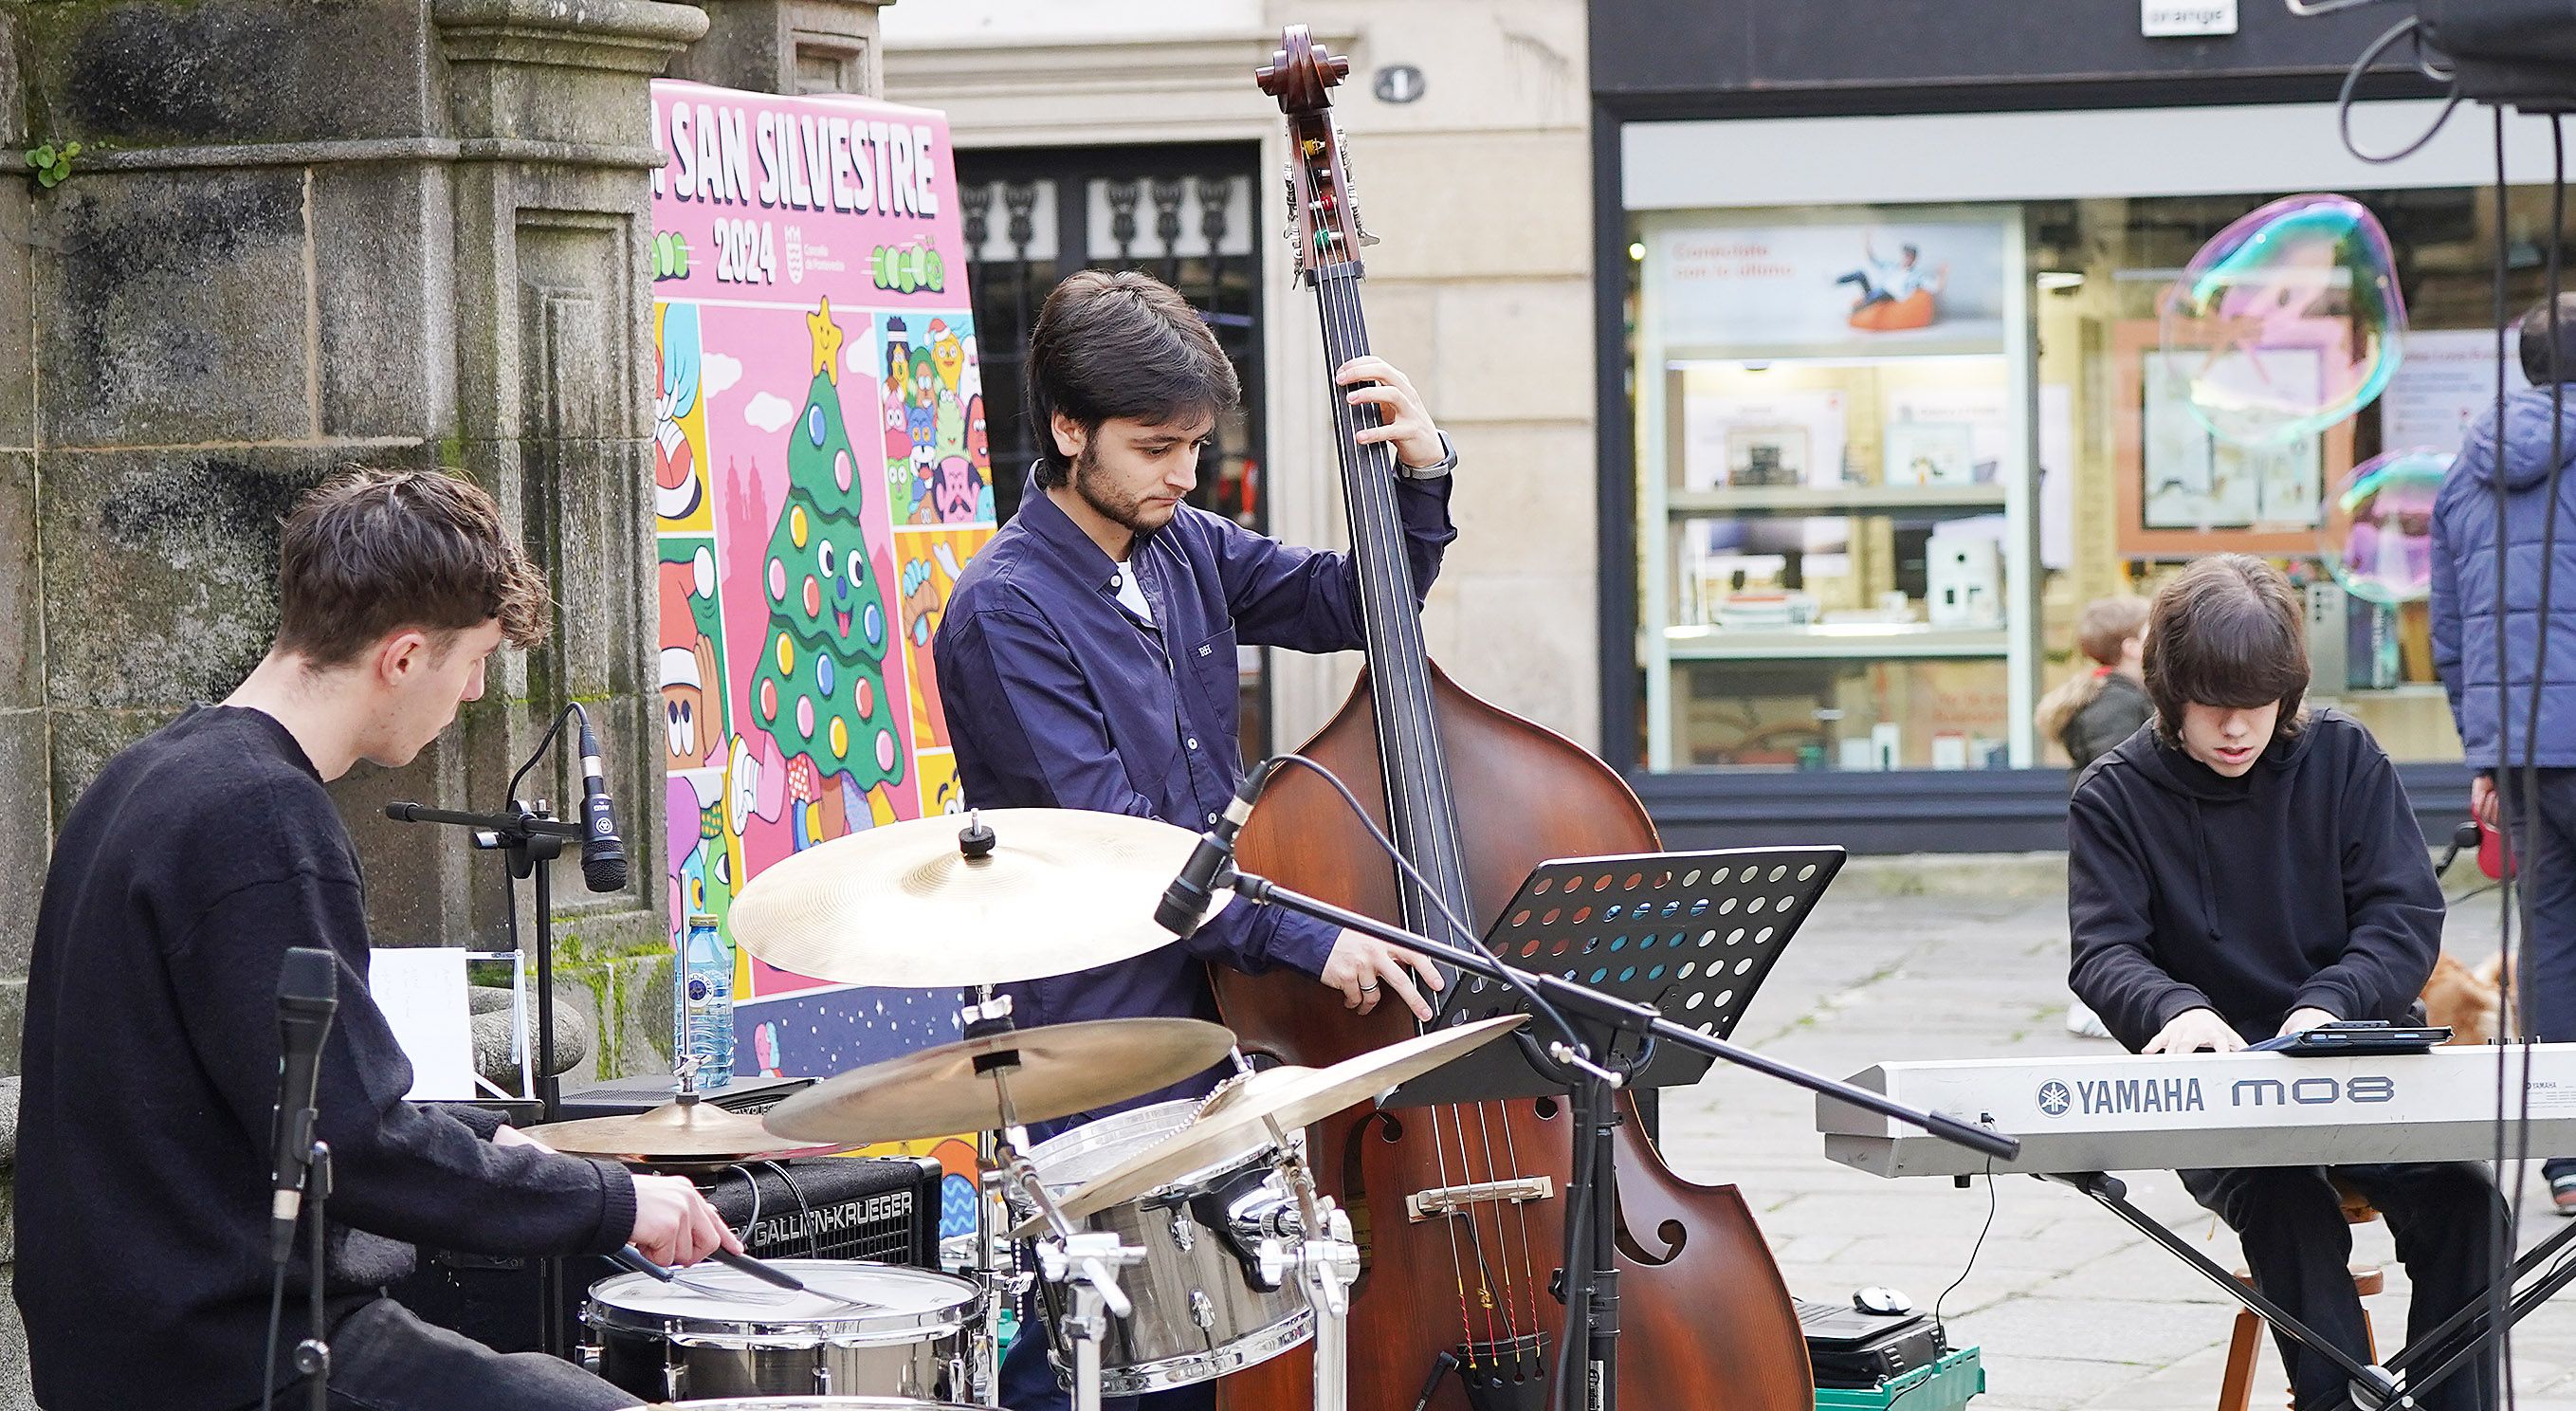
[2142,1007,2245,1054]
[2278,1006,2339,1037]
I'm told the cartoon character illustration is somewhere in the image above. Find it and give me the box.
[966,393,990,475]
[933,456,984,525]
[654,304,704,522]
[929,318,965,394]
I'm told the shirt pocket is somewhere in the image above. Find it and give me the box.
[1186,625,1241,754]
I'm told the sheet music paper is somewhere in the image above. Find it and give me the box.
[369,947,477,1100]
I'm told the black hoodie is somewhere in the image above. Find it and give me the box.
[2066,709,2442,1052]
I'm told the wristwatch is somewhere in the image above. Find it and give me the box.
[1397,430,1457,480]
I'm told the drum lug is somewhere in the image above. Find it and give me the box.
[1170,1209,1196,1253]
[1190,1289,1217,1332]
[813,1357,831,1394]
[661,1359,686,1403]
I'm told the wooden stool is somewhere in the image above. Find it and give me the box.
[2215,1181,2384,1411]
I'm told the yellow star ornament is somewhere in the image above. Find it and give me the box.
[807,298,845,384]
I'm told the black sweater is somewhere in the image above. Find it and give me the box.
[2066,710,2442,1052]
[13,707,638,1411]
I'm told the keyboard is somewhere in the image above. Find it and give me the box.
[1817,1044,2576,1178]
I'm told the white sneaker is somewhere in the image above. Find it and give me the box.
[2066,999,2113,1039]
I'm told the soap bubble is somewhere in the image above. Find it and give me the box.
[2323,449,2449,605]
[2160,194,2405,447]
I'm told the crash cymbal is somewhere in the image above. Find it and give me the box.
[727,809,1230,988]
[761,1017,1237,1147]
[525,1098,846,1162]
[1048,1016,1530,1222]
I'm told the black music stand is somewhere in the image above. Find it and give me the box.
[1385,846,1843,1109]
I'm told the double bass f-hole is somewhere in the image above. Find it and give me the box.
[1209,24,1814,1411]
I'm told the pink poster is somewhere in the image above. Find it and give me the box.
[649,81,996,1085]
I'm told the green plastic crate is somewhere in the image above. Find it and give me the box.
[1815,1346,1983,1411]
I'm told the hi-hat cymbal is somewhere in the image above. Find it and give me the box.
[1049,1016,1530,1222]
[525,1098,846,1162]
[761,1017,1237,1147]
[727,809,1230,988]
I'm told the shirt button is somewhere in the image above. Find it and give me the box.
[1108,573,1122,588]
[1186,738,1199,750]
[1207,812,1219,825]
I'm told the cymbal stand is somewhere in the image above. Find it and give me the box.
[961,988,1017,1406]
[1255,1115,1358,1411]
[962,995,1142,1411]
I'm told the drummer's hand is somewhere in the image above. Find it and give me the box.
[630,1173,740,1267]
[1321,929,1442,1021]
[490,1125,553,1153]
[1335,356,1446,472]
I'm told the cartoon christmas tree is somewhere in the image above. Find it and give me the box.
[746,299,906,846]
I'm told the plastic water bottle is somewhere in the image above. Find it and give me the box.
[679,913,735,1088]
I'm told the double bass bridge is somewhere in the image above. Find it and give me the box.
[1405,1175,1555,1223]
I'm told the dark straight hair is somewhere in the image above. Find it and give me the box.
[1024,269,1239,489]
[2143,554,2310,744]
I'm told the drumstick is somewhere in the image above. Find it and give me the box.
[711,1249,805,1292]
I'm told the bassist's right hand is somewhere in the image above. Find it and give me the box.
[1322,929,1443,1021]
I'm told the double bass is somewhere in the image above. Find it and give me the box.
[1213,27,1816,1411]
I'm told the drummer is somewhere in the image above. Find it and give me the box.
[934,269,1458,1408]
[13,470,739,1411]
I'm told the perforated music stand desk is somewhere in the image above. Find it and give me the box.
[1383,846,1845,1109]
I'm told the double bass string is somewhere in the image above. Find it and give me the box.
[1311,256,1489,1353]
[1315,256,1541,1351]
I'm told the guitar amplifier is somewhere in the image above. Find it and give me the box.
[389,1154,944,1354]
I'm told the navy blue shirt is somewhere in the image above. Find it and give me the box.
[934,471,1455,1105]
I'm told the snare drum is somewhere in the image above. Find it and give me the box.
[584,1259,977,1402]
[1014,1099,1312,1395]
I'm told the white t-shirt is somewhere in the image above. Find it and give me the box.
[1112,562,1153,623]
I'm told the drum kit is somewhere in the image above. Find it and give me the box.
[520,810,1526,1411]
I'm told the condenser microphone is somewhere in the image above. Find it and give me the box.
[1157,760,1275,939]
[573,706,629,893]
[269,947,338,1265]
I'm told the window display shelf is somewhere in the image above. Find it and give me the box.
[1661,624,2011,661]
[1669,485,2009,516]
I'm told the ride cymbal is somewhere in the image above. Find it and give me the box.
[727,809,1230,988]
[761,1017,1238,1146]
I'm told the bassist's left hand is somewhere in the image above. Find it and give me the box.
[1336,357,1446,472]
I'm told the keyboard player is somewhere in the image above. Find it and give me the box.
[2066,555,2505,1411]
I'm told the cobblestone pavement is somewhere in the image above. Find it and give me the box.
[1653,858,2575,1411]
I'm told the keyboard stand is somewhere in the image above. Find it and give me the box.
[2039,1171,2576,1411]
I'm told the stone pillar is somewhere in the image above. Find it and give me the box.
[10,0,706,1071]
[669,0,896,96]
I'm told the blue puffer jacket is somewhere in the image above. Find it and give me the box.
[2431,386,2576,768]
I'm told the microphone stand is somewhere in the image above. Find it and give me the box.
[291,1141,334,1411]
[1212,866,2019,1411]
[383,797,583,1358]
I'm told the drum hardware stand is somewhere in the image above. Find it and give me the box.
[960,989,1146,1411]
[1215,858,2020,1411]
[1252,1115,1360,1411]
[961,984,1019,1406]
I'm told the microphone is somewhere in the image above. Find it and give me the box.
[573,706,629,893]
[269,947,339,1265]
[1157,760,1275,939]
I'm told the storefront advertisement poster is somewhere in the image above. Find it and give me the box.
[2141,351,2321,529]
[2382,327,2528,454]
[2112,321,2351,559]
[1655,220,2009,353]
[1680,386,1848,488]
